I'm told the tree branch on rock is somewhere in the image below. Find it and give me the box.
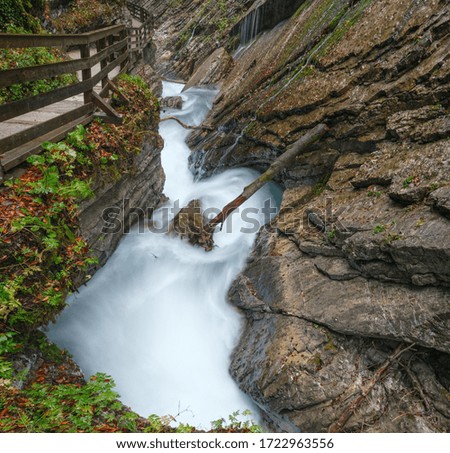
[160,116,214,131]
[168,123,329,250]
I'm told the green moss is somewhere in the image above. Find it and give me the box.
[373,224,386,234]
[312,353,323,369]
[293,0,315,19]
[313,0,374,60]
[324,340,337,351]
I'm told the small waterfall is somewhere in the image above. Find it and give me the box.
[233,0,307,56]
[185,25,197,47]
[239,6,263,46]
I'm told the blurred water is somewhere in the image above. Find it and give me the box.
[47,82,281,429]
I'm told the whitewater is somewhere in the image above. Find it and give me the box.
[47,81,281,429]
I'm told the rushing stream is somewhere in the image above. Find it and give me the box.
[47,82,281,429]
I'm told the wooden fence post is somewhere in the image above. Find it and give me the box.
[96,37,108,89]
[108,34,115,64]
[120,29,129,71]
[80,44,93,103]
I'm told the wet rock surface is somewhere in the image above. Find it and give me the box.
[229,138,450,430]
[231,307,450,433]
[161,96,183,110]
[183,48,233,91]
[79,133,165,267]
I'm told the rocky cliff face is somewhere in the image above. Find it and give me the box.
[152,0,450,432]
[140,0,250,78]
[79,132,165,267]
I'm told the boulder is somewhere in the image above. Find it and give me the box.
[160,96,183,110]
[429,186,450,219]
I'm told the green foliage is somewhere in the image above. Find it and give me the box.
[210,410,263,433]
[403,176,414,188]
[116,73,148,91]
[384,232,402,244]
[0,0,43,33]
[176,422,195,433]
[52,0,121,33]
[373,224,386,234]
[0,373,126,432]
[0,132,97,329]
[312,177,331,196]
[143,414,168,433]
[0,333,22,381]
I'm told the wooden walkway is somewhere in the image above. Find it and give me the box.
[0,1,153,181]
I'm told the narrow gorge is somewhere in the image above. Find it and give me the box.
[145,0,450,432]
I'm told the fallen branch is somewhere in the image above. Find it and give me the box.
[160,116,214,131]
[328,342,416,433]
[204,123,329,234]
[167,123,328,250]
[162,77,186,84]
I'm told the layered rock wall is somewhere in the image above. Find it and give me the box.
[79,133,165,267]
[151,0,450,432]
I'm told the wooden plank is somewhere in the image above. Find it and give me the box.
[1,115,94,171]
[0,103,93,153]
[0,33,89,48]
[92,92,122,122]
[84,25,125,44]
[0,25,124,49]
[116,61,130,78]
[0,80,86,122]
[106,79,130,104]
[0,38,127,88]
[0,52,128,122]
[80,44,92,104]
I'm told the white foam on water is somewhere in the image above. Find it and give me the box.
[47,82,281,429]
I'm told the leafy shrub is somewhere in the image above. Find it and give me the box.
[0,133,97,330]
[0,373,136,432]
[0,0,44,33]
[51,0,122,33]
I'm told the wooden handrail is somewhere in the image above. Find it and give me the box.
[0,24,125,48]
[0,38,127,88]
[126,0,153,53]
[0,0,154,179]
[0,52,128,122]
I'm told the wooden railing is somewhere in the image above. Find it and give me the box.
[0,25,128,178]
[0,0,153,181]
[127,0,153,58]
